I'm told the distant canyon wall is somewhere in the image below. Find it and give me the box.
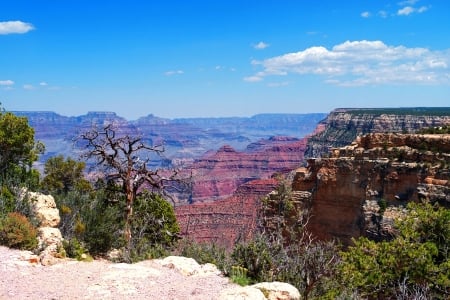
[305,107,450,158]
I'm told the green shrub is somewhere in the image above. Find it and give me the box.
[230,266,251,286]
[126,192,180,262]
[177,238,230,272]
[231,234,275,282]
[62,237,92,261]
[0,212,38,250]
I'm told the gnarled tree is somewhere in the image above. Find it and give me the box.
[77,123,179,244]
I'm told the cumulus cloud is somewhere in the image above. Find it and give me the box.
[23,84,35,90]
[254,41,269,50]
[0,21,34,35]
[164,70,184,76]
[39,82,48,86]
[364,0,429,18]
[0,80,14,86]
[397,5,429,15]
[244,40,450,86]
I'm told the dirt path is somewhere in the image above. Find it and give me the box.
[0,246,236,300]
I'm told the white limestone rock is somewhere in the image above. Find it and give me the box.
[157,256,221,276]
[218,286,266,300]
[252,281,301,300]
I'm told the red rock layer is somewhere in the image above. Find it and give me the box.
[175,178,278,249]
[189,138,307,203]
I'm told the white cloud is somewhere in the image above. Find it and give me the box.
[0,21,34,35]
[23,84,35,90]
[361,11,371,18]
[39,82,48,86]
[417,6,429,13]
[397,4,429,16]
[164,70,184,76]
[254,41,269,50]
[245,40,450,86]
[398,6,415,15]
[0,80,14,86]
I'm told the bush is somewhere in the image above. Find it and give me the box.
[62,237,92,261]
[177,239,230,273]
[339,203,450,298]
[126,192,180,262]
[0,212,38,250]
[231,234,275,282]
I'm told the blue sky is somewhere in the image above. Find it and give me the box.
[1,0,449,120]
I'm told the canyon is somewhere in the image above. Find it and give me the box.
[13,108,450,248]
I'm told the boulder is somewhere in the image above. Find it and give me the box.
[218,286,266,300]
[20,190,61,227]
[252,282,301,300]
[157,256,221,277]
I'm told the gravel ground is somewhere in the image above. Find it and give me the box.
[0,246,236,300]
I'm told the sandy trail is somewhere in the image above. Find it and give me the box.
[0,246,235,300]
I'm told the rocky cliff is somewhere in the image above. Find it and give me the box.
[187,137,307,203]
[293,133,450,245]
[175,178,279,248]
[305,108,450,158]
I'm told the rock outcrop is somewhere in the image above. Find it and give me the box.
[293,133,450,244]
[219,282,300,300]
[20,191,63,265]
[305,108,450,158]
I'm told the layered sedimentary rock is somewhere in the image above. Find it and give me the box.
[305,108,450,158]
[13,111,325,168]
[188,137,307,203]
[293,133,450,245]
[175,179,278,248]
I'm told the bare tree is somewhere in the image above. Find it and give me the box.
[77,123,179,244]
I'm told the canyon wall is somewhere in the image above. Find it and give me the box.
[293,133,450,245]
[175,178,279,248]
[305,108,450,158]
[13,111,325,170]
[188,137,307,203]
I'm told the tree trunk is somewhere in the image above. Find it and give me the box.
[124,191,133,245]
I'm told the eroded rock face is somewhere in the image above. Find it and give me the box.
[293,133,450,244]
[305,108,450,158]
[176,179,279,248]
[188,138,307,203]
[19,191,63,265]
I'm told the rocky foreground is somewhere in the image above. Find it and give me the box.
[0,246,300,300]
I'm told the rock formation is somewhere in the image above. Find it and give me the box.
[20,190,63,265]
[305,107,450,158]
[293,133,450,245]
[187,137,307,203]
